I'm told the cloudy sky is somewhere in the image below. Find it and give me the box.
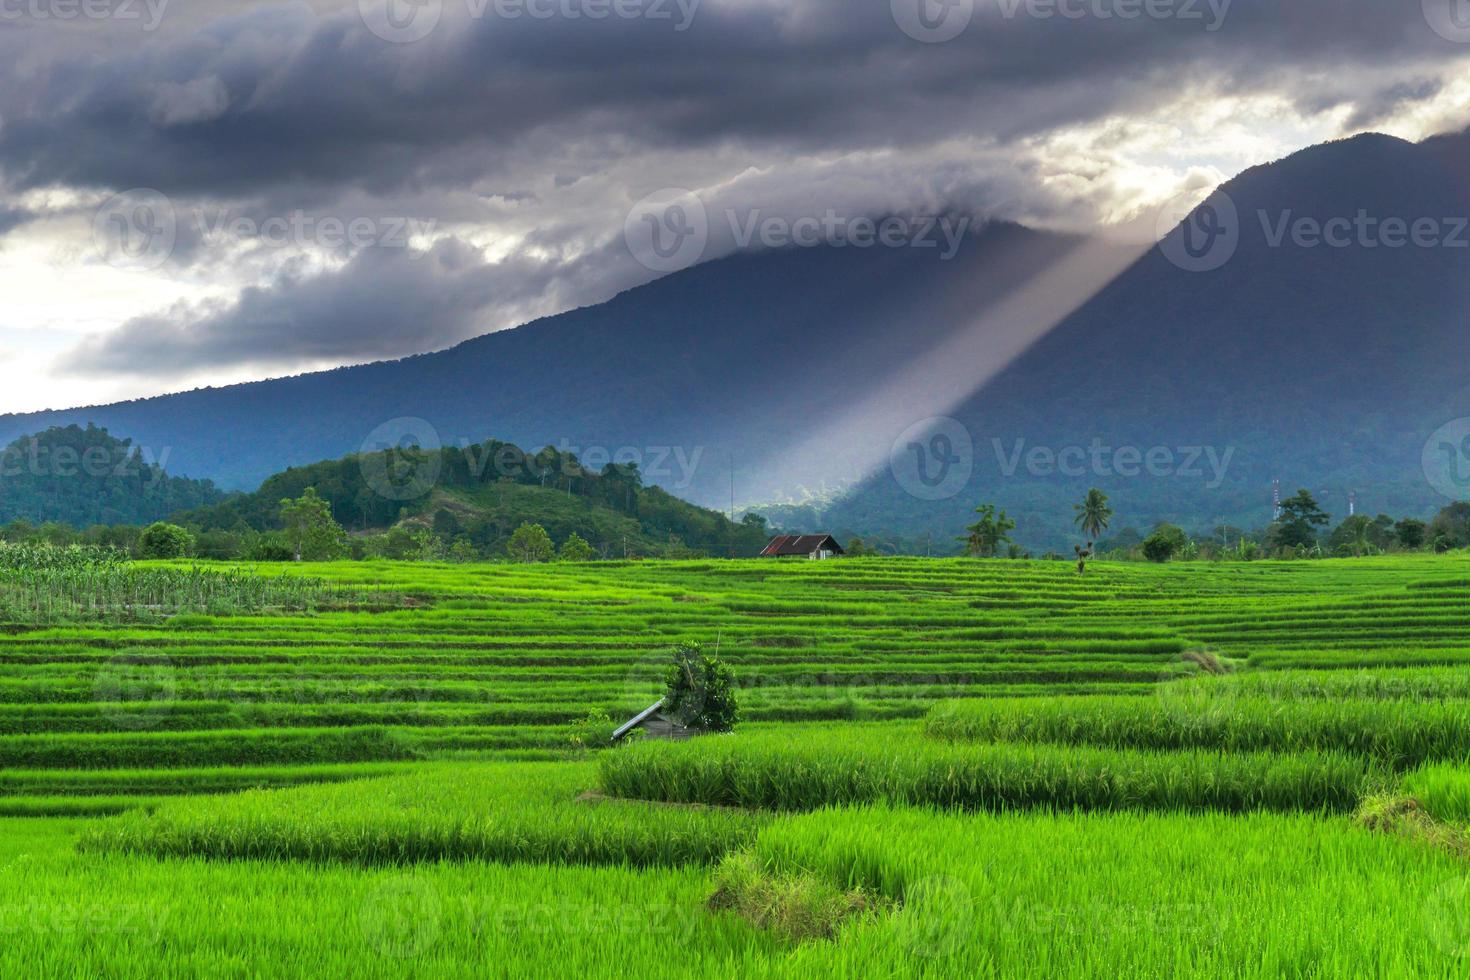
[1,0,1469,414]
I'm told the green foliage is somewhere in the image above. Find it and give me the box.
[1142,523,1187,563]
[139,522,194,559]
[0,426,223,528]
[1073,488,1112,541]
[84,762,761,867]
[1395,518,1428,550]
[507,522,554,562]
[1272,489,1330,550]
[279,488,347,561]
[1429,501,1470,550]
[599,726,1375,813]
[176,438,771,558]
[961,503,1015,558]
[664,641,738,732]
[558,532,595,562]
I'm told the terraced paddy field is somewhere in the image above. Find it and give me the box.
[6,553,1470,976]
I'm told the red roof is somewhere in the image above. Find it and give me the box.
[759,534,845,557]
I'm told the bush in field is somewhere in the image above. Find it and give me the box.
[507,523,554,562]
[139,522,194,559]
[279,488,347,561]
[558,532,595,562]
[1142,524,1186,563]
[665,642,738,732]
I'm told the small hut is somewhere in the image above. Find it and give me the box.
[610,697,701,743]
[759,534,845,560]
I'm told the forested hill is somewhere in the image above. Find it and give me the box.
[0,426,224,527]
[176,439,773,558]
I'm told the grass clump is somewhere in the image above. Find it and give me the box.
[708,851,885,942]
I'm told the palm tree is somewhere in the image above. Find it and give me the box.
[1074,488,1113,542]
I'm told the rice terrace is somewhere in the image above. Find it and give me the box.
[9,1,1470,976]
[4,549,1470,975]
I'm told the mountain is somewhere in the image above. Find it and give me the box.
[0,221,1088,501]
[4,129,1470,550]
[0,425,224,527]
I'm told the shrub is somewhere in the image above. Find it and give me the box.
[507,523,554,562]
[139,522,194,559]
[664,642,738,732]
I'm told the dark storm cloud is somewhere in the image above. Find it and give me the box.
[1,1,1464,201]
[7,0,1470,379]
[65,236,579,374]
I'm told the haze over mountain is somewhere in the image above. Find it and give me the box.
[4,128,1470,549]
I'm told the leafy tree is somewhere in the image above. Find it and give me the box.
[1429,502,1470,550]
[845,537,874,557]
[558,532,595,562]
[1074,488,1112,542]
[138,522,194,559]
[1142,524,1187,563]
[1395,518,1428,551]
[279,488,347,561]
[448,540,478,563]
[962,504,1015,558]
[664,641,738,732]
[1271,489,1330,551]
[507,522,554,562]
[1329,515,1378,557]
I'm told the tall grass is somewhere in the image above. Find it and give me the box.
[84,762,764,867]
[924,694,1470,768]
[598,726,1378,813]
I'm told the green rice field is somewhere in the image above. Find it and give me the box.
[6,553,1470,976]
